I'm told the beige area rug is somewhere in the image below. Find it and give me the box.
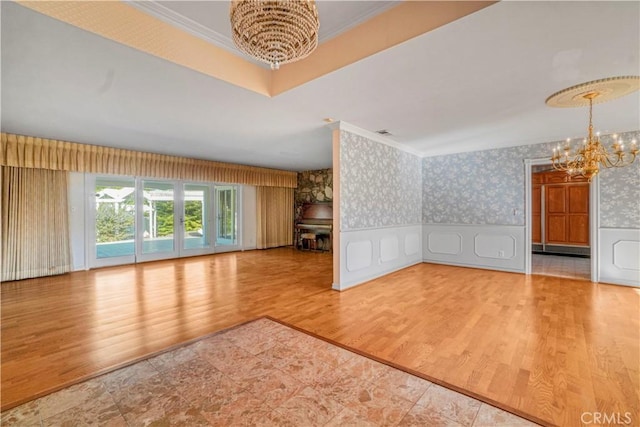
[1,318,537,426]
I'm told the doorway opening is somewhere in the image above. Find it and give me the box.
[525,159,599,282]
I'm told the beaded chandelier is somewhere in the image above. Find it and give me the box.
[230,0,319,70]
[547,76,639,181]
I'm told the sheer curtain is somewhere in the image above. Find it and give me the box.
[256,187,294,249]
[1,167,71,281]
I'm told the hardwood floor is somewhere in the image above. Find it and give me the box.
[2,248,638,426]
[531,253,591,280]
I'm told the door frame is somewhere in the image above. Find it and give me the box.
[524,158,599,282]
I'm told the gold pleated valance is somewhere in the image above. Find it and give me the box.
[0,133,297,188]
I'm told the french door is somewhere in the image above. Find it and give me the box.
[92,176,137,267]
[215,185,240,252]
[89,175,239,268]
[137,180,178,262]
[183,184,212,253]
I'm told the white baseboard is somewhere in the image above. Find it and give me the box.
[422,259,525,274]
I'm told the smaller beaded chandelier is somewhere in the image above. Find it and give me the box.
[230,0,319,70]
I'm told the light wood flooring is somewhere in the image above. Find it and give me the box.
[531,254,591,280]
[2,318,536,426]
[2,248,638,426]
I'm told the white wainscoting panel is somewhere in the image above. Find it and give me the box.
[334,225,423,291]
[474,234,516,259]
[346,240,373,272]
[427,232,462,255]
[405,233,420,256]
[599,228,640,287]
[380,236,399,263]
[423,224,525,273]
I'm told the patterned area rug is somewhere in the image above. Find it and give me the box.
[1,318,537,426]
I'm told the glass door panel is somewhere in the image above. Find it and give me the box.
[91,177,242,267]
[183,184,210,252]
[215,186,238,247]
[94,177,136,260]
[142,181,176,255]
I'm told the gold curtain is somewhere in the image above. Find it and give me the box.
[1,167,72,281]
[1,133,297,188]
[256,187,294,249]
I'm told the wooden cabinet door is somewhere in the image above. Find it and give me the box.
[532,185,542,243]
[534,172,590,247]
[545,171,568,183]
[546,185,567,244]
[532,173,543,185]
[568,185,589,213]
[567,184,589,245]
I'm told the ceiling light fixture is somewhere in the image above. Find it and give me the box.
[230,0,319,70]
[547,76,639,181]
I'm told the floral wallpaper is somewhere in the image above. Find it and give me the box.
[598,134,640,228]
[422,130,640,228]
[340,130,422,230]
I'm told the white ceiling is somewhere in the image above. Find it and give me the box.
[2,1,639,171]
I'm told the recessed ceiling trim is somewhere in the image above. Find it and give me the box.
[319,1,399,43]
[125,0,237,56]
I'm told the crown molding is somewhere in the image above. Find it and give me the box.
[319,1,399,43]
[125,1,270,68]
[124,1,240,59]
[331,121,423,157]
[127,1,398,68]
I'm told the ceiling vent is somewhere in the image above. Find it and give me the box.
[376,129,392,136]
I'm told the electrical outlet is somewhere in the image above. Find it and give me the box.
[498,250,505,258]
